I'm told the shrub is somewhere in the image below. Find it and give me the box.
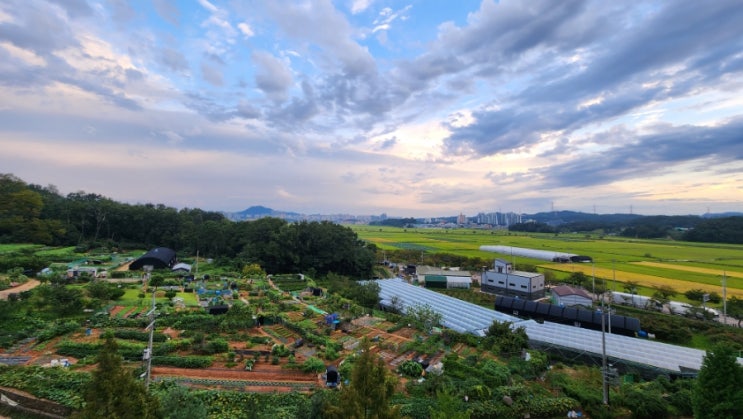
[301,356,326,373]
[397,360,423,377]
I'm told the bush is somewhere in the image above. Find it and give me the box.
[151,355,213,368]
[397,360,423,377]
[301,356,326,373]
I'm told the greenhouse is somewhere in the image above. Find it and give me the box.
[373,278,524,335]
[373,278,743,375]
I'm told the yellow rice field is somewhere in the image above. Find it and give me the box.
[540,263,743,299]
[632,262,743,279]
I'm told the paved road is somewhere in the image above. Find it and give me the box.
[0,279,41,300]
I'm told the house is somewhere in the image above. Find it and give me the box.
[66,266,98,279]
[481,259,545,299]
[550,285,593,308]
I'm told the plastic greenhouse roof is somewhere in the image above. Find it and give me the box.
[373,278,524,335]
[373,278,743,374]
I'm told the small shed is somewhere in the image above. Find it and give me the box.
[172,263,192,274]
[551,285,593,308]
[325,365,340,388]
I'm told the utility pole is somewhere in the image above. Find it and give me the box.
[722,272,727,324]
[601,293,609,406]
[142,265,155,390]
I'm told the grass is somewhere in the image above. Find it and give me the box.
[353,226,743,300]
[0,243,42,253]
[117,288,200,307]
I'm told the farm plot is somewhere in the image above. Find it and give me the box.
[542,263,743,299]
[633,261,743,279]
[152,363,320,393]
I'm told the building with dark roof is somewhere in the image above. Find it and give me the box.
[129,247,177,270]
[551,285,593,308]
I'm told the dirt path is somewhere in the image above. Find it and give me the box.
[0,279,40,300]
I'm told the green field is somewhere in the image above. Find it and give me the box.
[353,226,743,299]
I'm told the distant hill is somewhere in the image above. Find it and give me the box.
[223,206,303,221]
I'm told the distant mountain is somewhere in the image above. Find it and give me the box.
[223,206,302,221]
[702,212,743,219]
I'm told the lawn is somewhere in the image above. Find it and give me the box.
[118,288,200,307]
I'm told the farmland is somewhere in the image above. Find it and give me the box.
[353,226,743,302]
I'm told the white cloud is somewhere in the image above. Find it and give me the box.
[351,0,373,14]
[237,22,254,38]
[197,0,218,13]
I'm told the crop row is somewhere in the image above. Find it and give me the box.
[155,377,315,390]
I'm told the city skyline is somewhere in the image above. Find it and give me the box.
[1,1,742,217]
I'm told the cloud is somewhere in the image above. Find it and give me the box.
[351,0,374,14]
[160,47,189,72]
[237,22,254,38]
[252,50,293,101]
[153,0,180,26]
[538,117,743,189]
[201,61,223,86]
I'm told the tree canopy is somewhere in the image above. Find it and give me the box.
[691,343,743,419]
[74,333,160,419]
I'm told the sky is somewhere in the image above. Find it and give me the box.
[1,0,742,218]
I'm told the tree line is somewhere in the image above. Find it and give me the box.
[0,174,376,278]
[506,215,743,243]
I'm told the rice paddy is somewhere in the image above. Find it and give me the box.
[353,226,743,301]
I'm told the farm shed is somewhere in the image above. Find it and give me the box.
[129,247,177,270]
[419,267,472,289]
[325,365,340,388]
[551,285,593,308]
[171,262,192,273]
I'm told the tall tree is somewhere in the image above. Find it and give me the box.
[324,338,400,419]
[75,333,160,419]
[155,382,207,419]
[691,343,743,419]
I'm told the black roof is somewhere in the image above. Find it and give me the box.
[129,247,177,270]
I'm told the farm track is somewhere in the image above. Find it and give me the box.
[0,280,40,300]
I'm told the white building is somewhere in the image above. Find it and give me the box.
[550,285,593,308]
[481,259,545,299]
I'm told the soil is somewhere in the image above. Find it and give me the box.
[151,363,322,393]
[0,280,41,300]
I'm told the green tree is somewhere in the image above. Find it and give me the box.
[484,320,528,355]
[402,303,443,333]
[75,333,160,419]
[430,387,470,419]
[568,271,589,287]
[652,285,677,304]
[156,381,207,419]
[324,339,401,419]
[691,343,743,419]
[727,296,743,327]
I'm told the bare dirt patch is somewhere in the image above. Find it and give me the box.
[0,280,40,300]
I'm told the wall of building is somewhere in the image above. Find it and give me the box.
[481,271,545,299]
